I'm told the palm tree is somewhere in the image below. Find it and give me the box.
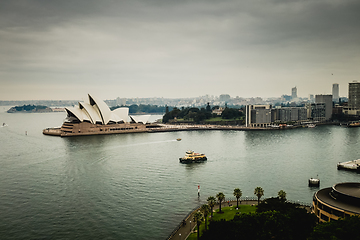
[254,187,264,204]
[193,211,203,240]
[233,188,242,209]
[207,196,216,218]
[216,192,225,213]
[278,190,286,201]
[201,204,211,231]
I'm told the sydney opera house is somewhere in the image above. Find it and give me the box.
[43,94,160,137]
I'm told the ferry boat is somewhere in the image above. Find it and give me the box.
[179,150,207,163]
[347,121,360,128]
[337,159,360,172]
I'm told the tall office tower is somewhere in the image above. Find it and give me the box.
[315,94,333,120]
[291,87,297,99]
[348,81,360,109]
[309,94,314,102]
[332,83,339,103]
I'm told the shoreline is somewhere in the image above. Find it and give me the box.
[43,121,341,137]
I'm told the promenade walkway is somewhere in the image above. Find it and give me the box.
[167,199,258,240]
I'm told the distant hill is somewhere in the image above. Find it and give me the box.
[7,105,53,113]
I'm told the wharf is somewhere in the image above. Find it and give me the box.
[44,123,326,137]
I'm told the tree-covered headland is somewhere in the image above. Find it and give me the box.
[110,104,166,114]
[162,103,244,124]
[7,104,51,113]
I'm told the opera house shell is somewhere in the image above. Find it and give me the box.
[43,94,158,137]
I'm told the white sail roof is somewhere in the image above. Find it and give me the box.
[65,107,87,122]
[79,102,102,124]
[88,94,112,125]
[112,107,129,123]
[64,94,150,125]
[130,115,151,124]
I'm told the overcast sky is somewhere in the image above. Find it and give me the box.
[1,0,359,100]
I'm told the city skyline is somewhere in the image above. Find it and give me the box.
[1,0,359,100]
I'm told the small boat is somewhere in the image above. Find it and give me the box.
[177,138,181,141]
[307,124,316,128]
[308,177,320,187]
[179,150,207,163]
[337,159,360,172]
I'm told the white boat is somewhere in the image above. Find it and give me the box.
[307,124,316,128]
[308,177,320,187]
[337,159,360,172]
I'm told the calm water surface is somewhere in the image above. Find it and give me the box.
[1,107,360,239]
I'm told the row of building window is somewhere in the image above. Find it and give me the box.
[109,127,135,131]
[314,199,351,222]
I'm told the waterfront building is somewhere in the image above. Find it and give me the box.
[307,103,326,121]
[245,105,272,127]
[246,105,308,127]
[312,182,360,223]
[43,94,154,137]
[315,94,332,120]
[332,83,339,103]
[344,81,360,115]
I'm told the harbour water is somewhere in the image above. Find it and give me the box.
[1,107,360,239]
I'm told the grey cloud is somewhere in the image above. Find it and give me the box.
[0,0,359,100]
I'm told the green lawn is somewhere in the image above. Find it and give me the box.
[187,204,256,240]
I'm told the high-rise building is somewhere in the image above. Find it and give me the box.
[332,83,339,103]
[343,81,360,115]
[315,95,333,120]
[348,81,360,109]
[291,87,297,99]
[309,94,314,102]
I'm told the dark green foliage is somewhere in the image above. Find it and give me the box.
[13,104,47,111]
[110,104,166,114]
[309,216,360,240]
[206,102,211,112]
[162,106,212,123]
[256,197,294,213]
[221,108,243,119]
[200,198,317,240]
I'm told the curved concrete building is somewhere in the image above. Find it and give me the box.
[44,94,157,137]
[312,182,360,222]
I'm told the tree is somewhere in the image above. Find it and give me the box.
[233,188,242,209]
[254,187,264,204]
[309,216,360,240]
[207,196,216,218]
[206,102,211,112]
[201,204,211,231]
[201,198,317,240]
[278,190,286,201]
[216,192,225,213]
[193,211,203,240]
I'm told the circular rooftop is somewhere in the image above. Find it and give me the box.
[333,182,360,199]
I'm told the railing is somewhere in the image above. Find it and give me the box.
[165,205,201,240]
